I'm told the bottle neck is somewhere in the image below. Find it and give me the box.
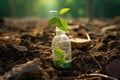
[56,27,65,35]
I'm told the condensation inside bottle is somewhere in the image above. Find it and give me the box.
[52,27,71,68]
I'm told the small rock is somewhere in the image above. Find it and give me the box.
[1,58,50,80]
[13,45,28,52]
[105,59,120,79]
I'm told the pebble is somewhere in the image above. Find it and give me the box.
[105,59,120,79]
[13,45,28,52]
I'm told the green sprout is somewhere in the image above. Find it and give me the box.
[49,8,71,68]
[48,8,70,32]
[53,49,71,68]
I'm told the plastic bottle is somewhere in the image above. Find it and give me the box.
[52,27,71,68]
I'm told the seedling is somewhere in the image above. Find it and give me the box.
[48,8,70,31]
[53,49,71,68]
[49,8,71,68]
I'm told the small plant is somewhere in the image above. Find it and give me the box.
[49,8,71,68]
[53,49,71,68]
[48,8,70,31]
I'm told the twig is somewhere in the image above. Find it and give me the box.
[101,25,117,34]
[80,73,118,80]
[60,73,118,80]
[85,32,91,41]
[89,53,103,71]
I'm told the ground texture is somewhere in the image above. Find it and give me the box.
[0,17,120,80]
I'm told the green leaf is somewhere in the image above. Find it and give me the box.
[54,49,64,66]
[48,8,70,31]
[48,17,58,26]
[56,18,68,31]
[54,49,64,59]
[60,8,70,15]
[48,17,68,31]
[54,49,71,68]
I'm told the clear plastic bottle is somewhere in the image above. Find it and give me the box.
[52,27,71,68]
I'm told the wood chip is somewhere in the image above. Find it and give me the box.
[70,38,90,43]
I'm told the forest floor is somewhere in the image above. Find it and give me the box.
[0,17,120,80]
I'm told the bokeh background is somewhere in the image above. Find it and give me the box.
[0,0,120,18]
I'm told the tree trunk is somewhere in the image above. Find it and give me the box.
[88,0,94,23]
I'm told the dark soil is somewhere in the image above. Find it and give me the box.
[0,17,120,80]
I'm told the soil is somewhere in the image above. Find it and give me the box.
[0,17,120,80]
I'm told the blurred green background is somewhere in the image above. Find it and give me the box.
[0,0,120,18]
